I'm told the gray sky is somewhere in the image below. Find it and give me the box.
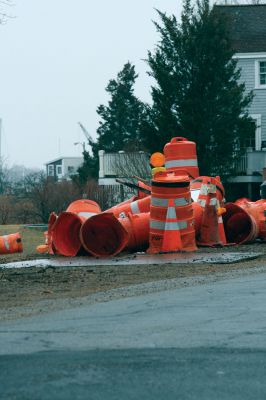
[0,0,182,168]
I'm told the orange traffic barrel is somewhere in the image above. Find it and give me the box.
[0,232,23,254]
[222,203,258,244]
[147,170,197,253]
[80,212,150,257]
[80,213,129,257]
[235,198,266,241]
[164,137,199,179]
[190,176,225,205]
[66,199,101,218]
[52,212,88,257]
[137,181,151,199]
[192,202,203,237]
[106,196,150,218]
[47,212,57,254]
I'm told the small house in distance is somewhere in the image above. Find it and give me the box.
[45,157,83,181]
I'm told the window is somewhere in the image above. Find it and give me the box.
[255,60,266,88]
[250,114,262,151]
[48,165,54,176]
[259,62,266,85]
[56,165,62,176]
[68,166,75,174]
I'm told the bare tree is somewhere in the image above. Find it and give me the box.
[0,0,14,24]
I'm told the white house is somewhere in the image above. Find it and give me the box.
[45,157,83,181]
[215,4,266,199]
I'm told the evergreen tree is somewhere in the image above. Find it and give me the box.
[96,62,145,152]
[142,0,255,177]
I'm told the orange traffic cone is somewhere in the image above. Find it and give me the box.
[197,178,222,247]
[161,198,182,252]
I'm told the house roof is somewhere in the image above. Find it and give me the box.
[214,4,266,53]
[45,157,83,165]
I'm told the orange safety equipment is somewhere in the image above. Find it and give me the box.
[80,212,150,257]
[190,176,225,205]
[235,198,266,241]
[152,167,166,176]
[192,176,227,245]
[0,232,23,254]
[192,202,203,237]
[161,198,182,252]
[137,181,151,199]
[106,195,151,218]
[52,212,88,257]
[47,212,57,254]
[147,170,197,254]
[66,199,101,219]
[222,203,258,244]
[197,178,222,247]
[36,244,49,254]
[52,199,102,256]
[164,137,199,179]
[150,152,165,167]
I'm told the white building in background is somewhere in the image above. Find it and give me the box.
[45,157,83,181]
[215,4,266,198]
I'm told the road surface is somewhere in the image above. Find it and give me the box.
[1,269,266,399]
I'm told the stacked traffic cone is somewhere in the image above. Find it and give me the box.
[197,178,222,247]
[161,198,182,252]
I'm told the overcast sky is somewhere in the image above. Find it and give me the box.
[0,0,182,168]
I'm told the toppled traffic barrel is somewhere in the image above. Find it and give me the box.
[223,203,258,244]
[66,199,101,218]
[0,232,23,254]
[52,212,86,256]
[235,198,266,242]
[80,212,150,257]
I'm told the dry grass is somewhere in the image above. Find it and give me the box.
[0,225,48,263]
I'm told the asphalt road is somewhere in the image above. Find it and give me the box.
[1,271,266,399]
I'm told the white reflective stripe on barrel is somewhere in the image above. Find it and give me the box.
[78,212,97,218]
[130,201,140,214]
[209,198,217,206]
[197,199,206,207]
[165,159,198,168]
[3,236,10,250]
[151,197,168,207]
[150,220,188,231]
[199,184,209,196]
[151,197,190,207]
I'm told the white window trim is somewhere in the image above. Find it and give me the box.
[233,52,266,60]
[255,60,266,89]
[250,114,262,151]
[56,165,63,176]
[48,164,54,176]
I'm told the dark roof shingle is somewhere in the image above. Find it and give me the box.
[214,5,266,53]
